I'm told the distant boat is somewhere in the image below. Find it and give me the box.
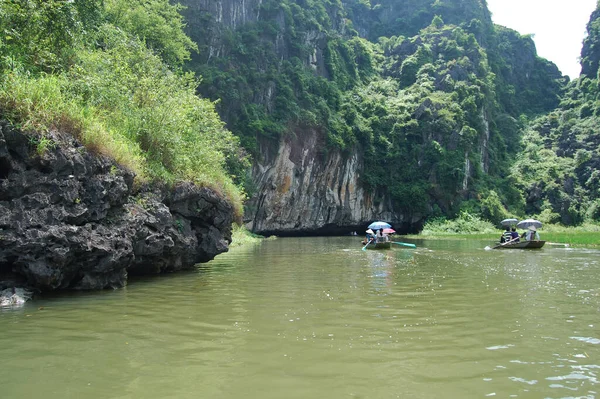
[493,240,546,249]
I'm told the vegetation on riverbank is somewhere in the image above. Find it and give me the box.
[414,212,600,247]
[229,225,278,248]
[0,0,248,217]
[230,225,264,247]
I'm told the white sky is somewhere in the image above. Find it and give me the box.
[486,0,597,78]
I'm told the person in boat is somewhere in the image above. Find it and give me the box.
[382,230,390,242]
[380,229,390,242]
[510,227,520,243]
[500,227,512,243]
[362,229,375,245]
[522,225,540,241]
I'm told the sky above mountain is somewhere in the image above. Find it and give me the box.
[487,0,597,78]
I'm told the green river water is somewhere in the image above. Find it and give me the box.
[1,237,599,399]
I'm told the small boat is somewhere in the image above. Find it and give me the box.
[493,240,546,249]
[365,240,392,250]
[361,237,392,250]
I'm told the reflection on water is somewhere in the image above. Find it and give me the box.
[1,237,598,399]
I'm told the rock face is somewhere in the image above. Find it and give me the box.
[581,9,600,78]
[0,287,32,308]
[180,0,566,235]
[0,122,233,292]
[245,128,424,235]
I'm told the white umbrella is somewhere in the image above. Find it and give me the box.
[500,218,518,227]
[516,219,542,229]
[368,221,392,230]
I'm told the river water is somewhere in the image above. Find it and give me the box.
[1,237,599,398]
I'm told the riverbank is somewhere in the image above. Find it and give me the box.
[0,124,234,297]
[405,227,600,248]
[229,226,277,248]
[406,213,600,248]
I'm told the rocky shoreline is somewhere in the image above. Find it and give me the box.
[0,122,234,305]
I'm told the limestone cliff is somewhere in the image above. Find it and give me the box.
[246,128,423,235]
[180,0,566,235]
[0,122,233,292]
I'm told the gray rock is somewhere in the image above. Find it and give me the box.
[0,287,32,308]
[0,122,233,292]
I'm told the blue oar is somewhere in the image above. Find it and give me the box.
[361,239,373,251]
[392,241,416,249]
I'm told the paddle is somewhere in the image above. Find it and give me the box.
[391,241,416,249]
[492,236,519,249]
[361,238,374,251]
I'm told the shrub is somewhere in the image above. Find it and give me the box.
[421,211,497,234]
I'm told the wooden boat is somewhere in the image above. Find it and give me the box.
[366,241,391,250]
[362,239,392,250]
[493,240,546,249]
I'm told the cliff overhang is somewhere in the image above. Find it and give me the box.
[0,122,233,294]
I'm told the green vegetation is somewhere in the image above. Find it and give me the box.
[0,0,248,218]
[3,0,599,231]
[182,0,588,226]
[541,231,600,248]
[501,8,600,227]
[343,0,494,42]
[230,225,267,248]
[416,215,599,247]
[185,0,378,160]
[408,230,599,248]
[420,212,498,235]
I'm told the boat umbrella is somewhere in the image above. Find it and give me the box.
[368,221,392,230]
[516,218,542,229]
[500,218,518,227]
[383,228,395,234]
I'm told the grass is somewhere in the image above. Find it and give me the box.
[230,225,265,248]
[541,232,599,247]
[408,223,600,248]
[414,213,600,247]
[538,223,600,247]
[0,72,148,180]
[229,225,278,248]
[0,56,246,219]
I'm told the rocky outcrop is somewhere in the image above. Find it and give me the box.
[581,9,600,78]
[0,122,233,293]
[0,287,32,308]
[245,128,424,235]
[342,0,494,42]
[182,0,267,63]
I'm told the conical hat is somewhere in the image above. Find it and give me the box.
[366,229,374,235]
[528,225,537,231]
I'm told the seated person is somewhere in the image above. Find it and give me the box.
[510,227,520,243]
[521,226,540,241]
[525,226,540,241]
[362,230,375,245]
[501,228,512,243]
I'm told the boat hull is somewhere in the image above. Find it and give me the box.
[365,241,392,250]
[494,240,546,249]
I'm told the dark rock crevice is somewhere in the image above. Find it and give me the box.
[0,121,234,293]
[0,156,11,179]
